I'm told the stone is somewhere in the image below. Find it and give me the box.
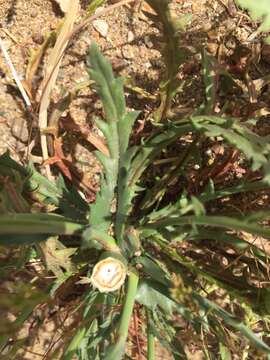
[93,19,109,38]
[10,117,29,143]
[32,32,44,44]
[127,30,135,43]
[144,35,153,48]
[207,42,218,55]
[30,9,38,18]
[122,45,135,59]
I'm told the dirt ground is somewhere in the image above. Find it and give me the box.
[1,0,258,186]
[1,0,270,359]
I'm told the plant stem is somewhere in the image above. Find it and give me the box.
[104,269,139,360]
[118,269,139,338]
[86,228,121,252]
[147,312,155,360]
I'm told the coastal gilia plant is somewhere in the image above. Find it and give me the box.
[2,44,270,358]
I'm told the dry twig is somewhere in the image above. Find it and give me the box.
[0,34,31,107]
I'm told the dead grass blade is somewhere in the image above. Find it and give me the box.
[25,31,56,99]
[0,34,31,108]
[38,0,133,179]
[38,0,80,179]
[47,79,109,156]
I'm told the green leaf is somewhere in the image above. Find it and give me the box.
[87,44,120,232]
[63,292,113,359]
[202,49,218,114]
[147,313,188,360]
[55,175,89,219]
[0,234,48,246]
[87,0,106,16]
[144,213,270,240]
[62,327,87,360]
[115,116,140,243]
[135,256,171,287]
[82,227,120,252]
[145,0,189,121]
[113,120,196,243]
[188,228,268,259]
[136,280,177,315]
[144,193,205,227]
[219,342,232,360]
[191,116,269,170]
[130,122,192,183]
[194,293,270,355]
[87,43,139,240]
[88,44,124,124]
[0,152,88,218]
[0,213,84,243]
[237,0,270,41]
[200,179,270,202]
[191,115,270,171]
[136,280,193,321]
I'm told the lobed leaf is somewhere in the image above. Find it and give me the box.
[0,152,88,219]
[191,115,270,170]
[87,44,139,239]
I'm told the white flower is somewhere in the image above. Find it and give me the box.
[91,257,127,293]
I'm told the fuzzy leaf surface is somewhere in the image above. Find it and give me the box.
[87,44,139,238]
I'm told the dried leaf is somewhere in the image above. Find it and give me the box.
[25,31,56,98]
[38,237,77,277]
[38,0,79,178]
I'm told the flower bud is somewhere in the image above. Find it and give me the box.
[91,256,127,292]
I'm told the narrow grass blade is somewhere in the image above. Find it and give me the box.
[0,214,84,238]
[145,214,270,240]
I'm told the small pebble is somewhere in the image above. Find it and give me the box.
[32,32,44,44]
[93,19,109,38]
[201,21,212,32]
[9,118,29,143]
[127,30,135,43]
[207,42,218,54]
[122,45,135,59]
[144,35,153,48]
[145,61,151,69]
[30,9,38,18]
